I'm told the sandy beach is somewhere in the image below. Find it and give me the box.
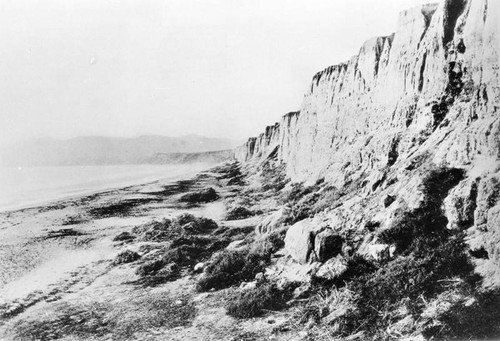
[0,162,299,341]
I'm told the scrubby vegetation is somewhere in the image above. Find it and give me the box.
[114,250,141,265]
[88,197,160,218]
[227,284,288,319]
[290,167,493,339]
[261,162,289,192]
[61,214,88,226]
[131,214,232,285]
[225,206,255,220]
[132,214,217,242]
[280,182,343,225]
[179,187,218,203]
[113,231,135,242]
[43,228,85,239]
[197,230,285,291]
[196,250,263,291]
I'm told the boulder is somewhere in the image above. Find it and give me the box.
[312,229,342,262]
[284,220,317,264]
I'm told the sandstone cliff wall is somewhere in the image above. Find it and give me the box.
[237,0,500,282]
[238,0,499,185]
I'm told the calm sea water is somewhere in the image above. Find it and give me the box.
[0,164,210,212]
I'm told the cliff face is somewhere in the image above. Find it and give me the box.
[238,0,500,284]
[240,0,498,184]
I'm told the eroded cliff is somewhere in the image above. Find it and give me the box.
[236,0,500,338]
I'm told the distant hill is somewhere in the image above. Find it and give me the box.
[0,135,239,166]
[150,150,234,165]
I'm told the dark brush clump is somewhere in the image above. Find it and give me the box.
[225,206,255,220]
[88,198,160,218]
[43,228,85,240]
[132,214,236,286]
[196,232,285,292]
[112,231,135,242]
[114,250,141,265]
[179,188,218,203]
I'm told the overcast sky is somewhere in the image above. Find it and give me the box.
[0,0,441,146]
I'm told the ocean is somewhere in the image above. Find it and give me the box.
[0,164,210,212]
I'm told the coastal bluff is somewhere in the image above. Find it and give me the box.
[232,1,500,337]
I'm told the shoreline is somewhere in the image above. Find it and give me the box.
[0,163,211,214]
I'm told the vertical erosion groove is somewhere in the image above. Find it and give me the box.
[443,0,468,47]
[418,52,428,92]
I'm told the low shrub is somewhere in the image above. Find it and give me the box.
[179,188,218,203]
[196,245,271,292]
[249,229,286,256]
[225,206,254,220]
[178,214,218,234]
[114,250,141,265]
[132,215,219,242]
[227,284,287,319]
[136,259,165,277]
[196,250,248,291]
[112,231,135,242]
[161,245,203,267]
[132,219,175,242]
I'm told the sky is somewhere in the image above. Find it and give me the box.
[0,0,442,147]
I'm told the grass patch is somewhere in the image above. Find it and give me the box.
[294,288,355,326]
[12,294,196,341]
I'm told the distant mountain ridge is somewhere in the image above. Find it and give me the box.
[0,135,238,166]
